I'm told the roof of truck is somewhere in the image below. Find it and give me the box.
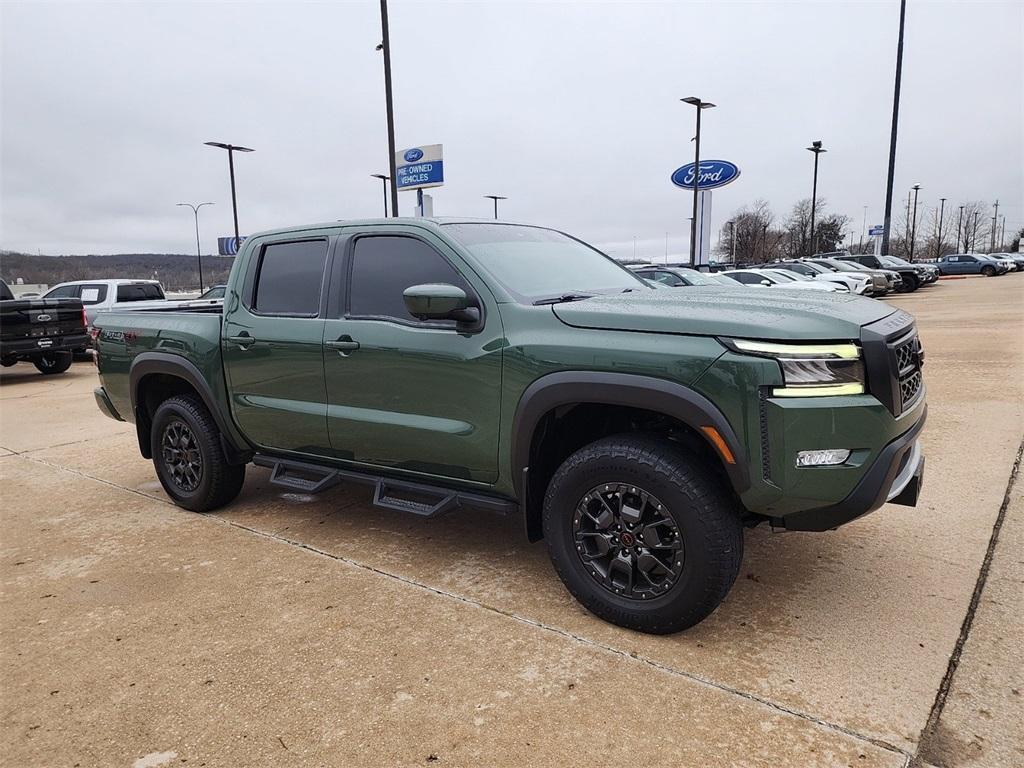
[244,217,542,240]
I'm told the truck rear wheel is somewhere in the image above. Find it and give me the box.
[151,395,245,512]
[34,351,73,375]
[542,434,743,634]
[897,274,919,293]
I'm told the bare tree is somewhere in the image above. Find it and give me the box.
[921,205,958,259]
[718,199,774,265]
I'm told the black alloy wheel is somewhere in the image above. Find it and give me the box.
[161,420,203,492]
[573,483,684,599]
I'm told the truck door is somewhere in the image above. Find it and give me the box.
[221,235,333,454]
[322,229,502,483]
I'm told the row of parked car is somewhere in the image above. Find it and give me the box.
[935,253,1023,276]
[631,252,942,298]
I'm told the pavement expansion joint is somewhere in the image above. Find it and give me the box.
[912,436,1024,767]
[15,449,916,761]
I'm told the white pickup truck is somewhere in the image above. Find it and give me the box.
[42,279,193,329]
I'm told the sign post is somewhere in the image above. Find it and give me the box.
[395,144,444,215]
[670,160,740,266]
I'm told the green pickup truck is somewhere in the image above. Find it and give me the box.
[93,219,926,633]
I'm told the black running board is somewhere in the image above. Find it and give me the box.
[252,455,516,518]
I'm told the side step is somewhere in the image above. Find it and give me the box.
[252,455,516,519]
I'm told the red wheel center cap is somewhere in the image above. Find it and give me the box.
[620,532,636,547]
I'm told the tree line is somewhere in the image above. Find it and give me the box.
[0,251,235,292]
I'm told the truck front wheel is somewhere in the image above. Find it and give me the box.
[151,395,245,512]
[542,434,743,634]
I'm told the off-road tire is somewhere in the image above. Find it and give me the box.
[897,274,919,293]
[151,395,245,512]
[34,351,73,375]
[543,434,743,634]
[981,265,996,277]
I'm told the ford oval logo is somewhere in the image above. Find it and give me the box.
[670,160,740,190]
[404,148,424,163]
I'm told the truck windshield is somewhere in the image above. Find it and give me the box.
[443,223,647,303]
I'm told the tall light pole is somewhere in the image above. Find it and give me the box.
[204,142,254,246]
[681,97,715,266]
[971,211,980,252]
[377,0,399,218]
[806,141,826,256]
[880,0,907,257]
[728,220,736,263]
[990,200,1000,253]
[957,205,965,251]
[909,183,921,261]
[1000,215,1006,250]
[860,205,867,252]
[935,197,946,259]
[484,195,507,220]
[371,174,390,217]
[176,202,214,292]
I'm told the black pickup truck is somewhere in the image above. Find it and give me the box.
[0,279,90,375]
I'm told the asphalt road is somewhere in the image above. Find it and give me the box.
[2,275,1021,768]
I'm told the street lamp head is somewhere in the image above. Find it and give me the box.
[484,195,508,201]
[371,173,389,180]
[806,141,826,153]
[681,96,715,108]
[912,183,921,190]
[204,141,254,153]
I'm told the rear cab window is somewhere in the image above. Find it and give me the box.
[116,283,165,302]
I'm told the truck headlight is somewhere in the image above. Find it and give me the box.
[725,339,865,397]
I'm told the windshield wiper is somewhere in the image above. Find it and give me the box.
[533,292,595,306]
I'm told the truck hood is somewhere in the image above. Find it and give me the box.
[551,287,898,341]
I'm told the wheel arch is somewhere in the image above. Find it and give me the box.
[511,372,750,542]
[129,352,250,463]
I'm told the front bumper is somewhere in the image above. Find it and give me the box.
[775,405,926,531]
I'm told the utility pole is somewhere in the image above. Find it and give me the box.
[935,197,946,259]
[990,200,1000,252]
[880,0,907,257]
[378,0,399,217]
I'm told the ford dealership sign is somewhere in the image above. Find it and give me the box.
[671,160,740,190]
[403,148,424,163]
[396,144,444,191]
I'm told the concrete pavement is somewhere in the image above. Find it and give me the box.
[2,275,1021,767]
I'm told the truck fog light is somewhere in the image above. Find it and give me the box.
[796,449,851,467]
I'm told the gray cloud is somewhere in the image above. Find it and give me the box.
[2,0,1021,258]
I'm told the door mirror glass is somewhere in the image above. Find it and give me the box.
[403,283,475,321]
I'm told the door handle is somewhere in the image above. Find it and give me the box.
[326,336,360,356]
[227,333,255,349]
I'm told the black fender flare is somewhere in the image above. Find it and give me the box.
[511,371,751,525]
[129,352,250,461]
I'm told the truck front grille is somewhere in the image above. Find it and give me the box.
[861,311,925,417]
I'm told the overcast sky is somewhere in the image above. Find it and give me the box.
[2,0,1021,260]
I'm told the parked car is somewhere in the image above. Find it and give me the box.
[0,279,89,375]
[630,266,735,287]
[92,218,927,634]
[807,258,900,295]
[936,254,1008,276]
[720,268,842,292]
[770,261,871,294]
[184,284,228,307]
[989,253,1024,270]
[984,254,1019,272]
[841,254,935,291]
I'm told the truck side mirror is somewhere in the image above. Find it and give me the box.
[760,279,772,287]
[403,283,479,323]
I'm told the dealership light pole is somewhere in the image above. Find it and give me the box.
[204,142,254,246]
[681,97,715,266]
[371,174,390,217]
[880,0,907,257]
[957,205,965,251]
[176,202,214,292]
[908,184,921,261]
[990,200,1000,253]
[934,197,946,259]
[484,195,507,220]
[377,0,399,218]
[971,211,980,251]
[806,141,826,256]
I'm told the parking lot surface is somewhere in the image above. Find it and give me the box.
[2,276,1022,767]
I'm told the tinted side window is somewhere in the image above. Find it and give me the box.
[253,240,328,315]
[117,283,165,302]
[46,285,79,298]
[349,236,470,324]
[736,273,763,285]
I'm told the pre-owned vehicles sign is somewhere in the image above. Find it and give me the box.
[395,144,444,191]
